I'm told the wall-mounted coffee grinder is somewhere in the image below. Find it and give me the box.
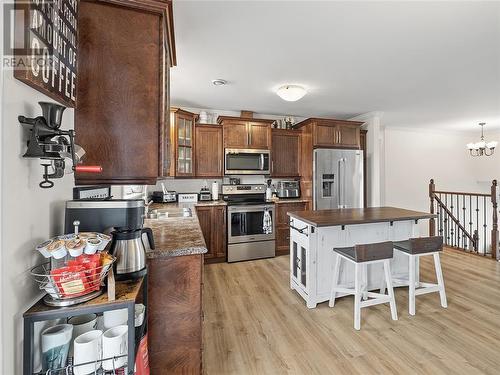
[19,102,102,188]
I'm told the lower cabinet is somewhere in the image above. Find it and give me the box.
[196,205,227,262]
[147,254,203,373]
[275,201,309,255]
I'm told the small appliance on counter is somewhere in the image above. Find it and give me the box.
[199,187,212,201]
[65,199,153,280]
[178,193,198,203]
[276,180,301,198]
[73,185,112,200]
[151,190,177,203]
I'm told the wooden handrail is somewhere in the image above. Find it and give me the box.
[433,190,491,197]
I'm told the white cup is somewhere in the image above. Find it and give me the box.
[103,308,128,330]
[102,325,128,370]
[41,324,73,371]
[73,330,102,375]
[68,314,98,355]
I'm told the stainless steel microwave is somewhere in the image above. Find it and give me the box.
[224,148,270,175]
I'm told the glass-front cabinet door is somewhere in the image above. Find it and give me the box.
[170,108,196,176]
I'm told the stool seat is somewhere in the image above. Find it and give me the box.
[334,241,393,263]
[394,236,443,255]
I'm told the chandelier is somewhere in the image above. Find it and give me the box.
[467,123,497,157]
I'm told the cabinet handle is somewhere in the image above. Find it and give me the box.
[249,127,252,145]
[219,160,222,173]
[339,130,342,144]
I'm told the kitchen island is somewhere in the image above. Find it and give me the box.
[287,207,436,308]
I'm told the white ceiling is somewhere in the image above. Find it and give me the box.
[170,1,500,131]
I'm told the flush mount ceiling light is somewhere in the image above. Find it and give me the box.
[212,79,227,86]
[467,122,498,157]
[276,84,307,102]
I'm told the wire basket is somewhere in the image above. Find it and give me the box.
[30,257,115,303]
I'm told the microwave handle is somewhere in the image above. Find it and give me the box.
[260,154,264,170]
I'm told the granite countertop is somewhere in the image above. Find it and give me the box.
[272,198,310,204]
[144,211,208,259]
[288,206,436,227]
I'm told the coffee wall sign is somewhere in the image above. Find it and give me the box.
[14,0,78,107]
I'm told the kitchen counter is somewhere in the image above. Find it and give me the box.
[288,206,436,227]
[144,215,207,259]
[272,198,310,204]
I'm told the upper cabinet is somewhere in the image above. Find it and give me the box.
[195,125,223,177]
[75,0,175,185]
[169,108,197,177]
[218,116,273,150]
[295,118,363,149]
[271,129,301,177]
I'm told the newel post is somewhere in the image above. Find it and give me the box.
[491,180,498,260]
[429,179,436,236]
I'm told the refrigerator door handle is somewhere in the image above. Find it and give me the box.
[337,159,342,208]
[342,157,346,208]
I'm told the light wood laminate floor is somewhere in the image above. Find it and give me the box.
[203,249,500,375]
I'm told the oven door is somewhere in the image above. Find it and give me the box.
[228,204,275,244]
[225,149,270,175]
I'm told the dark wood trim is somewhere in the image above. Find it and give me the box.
[491,180,498,259]
[217,116,274,125]
[294,117,365,129]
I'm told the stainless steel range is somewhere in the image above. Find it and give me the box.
[222,184,275,262]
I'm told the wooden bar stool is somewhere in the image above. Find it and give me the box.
[382,236,447,316]
[329,241,397,330]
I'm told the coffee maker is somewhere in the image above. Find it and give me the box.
[65,199,154,280]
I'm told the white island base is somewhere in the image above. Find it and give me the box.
[288,212,430,309]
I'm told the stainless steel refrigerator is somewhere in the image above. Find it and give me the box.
[313,149,364,210]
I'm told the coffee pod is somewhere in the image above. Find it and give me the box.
[97,233,111,250]
[36,240,53,258]
[47,240,67,259]
[85,237,102,255]
[66,238,87,257]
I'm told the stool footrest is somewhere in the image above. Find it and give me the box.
[360,296,391,308]
[415,284,440,296]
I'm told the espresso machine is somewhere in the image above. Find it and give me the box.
[65,199,154,280]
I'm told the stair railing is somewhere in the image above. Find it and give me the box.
[429,179,498,259]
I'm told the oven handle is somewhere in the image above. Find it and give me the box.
[229,205,275,213]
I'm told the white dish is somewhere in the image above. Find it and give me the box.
[103,308,128,330]
[135,304,145,327]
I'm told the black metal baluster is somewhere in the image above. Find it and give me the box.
[483,196,487,255]
[469,195,473,251]
[476,196,479,253]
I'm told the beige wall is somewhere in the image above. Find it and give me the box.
[1,70,74,373]
[382,127,482,234]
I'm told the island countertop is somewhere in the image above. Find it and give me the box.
[288,206,436,227]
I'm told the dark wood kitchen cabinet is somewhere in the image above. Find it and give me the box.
[275,201,308,255]
[295,118,363,149]
[271,129,301,177]
[75,0,175,185]
[196,205,227,263]
[218,116,274,150]
[195,125,223,177]
[147,254,203,374]
[169,108,197,177]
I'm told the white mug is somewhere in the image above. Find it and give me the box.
[68,314,98,355]
[103,308,128,330]
[41,324,73,371]
[102,325,128,370]
[73,330,102,375]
